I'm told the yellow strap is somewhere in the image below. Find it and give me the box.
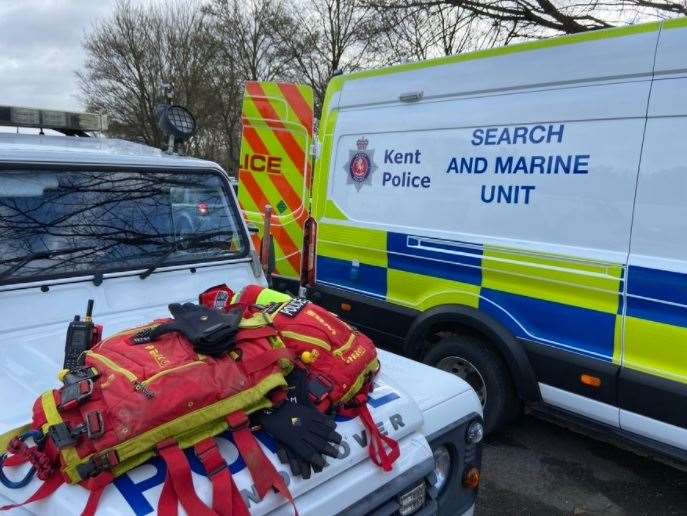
[40,390,83,482]
[238,305,284,329]
[340,358,380,405]
[0,423,31,454]
[280,330,332,351]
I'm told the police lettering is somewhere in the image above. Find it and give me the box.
[471,125,565,146]
[384,148,422,164]
[382,171,431,189]
[241,153,282,173]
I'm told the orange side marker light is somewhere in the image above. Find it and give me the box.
[580,374,602,388]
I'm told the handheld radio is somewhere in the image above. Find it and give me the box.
[63,299,96,371]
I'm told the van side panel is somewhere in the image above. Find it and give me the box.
[314,29,661,422]
[620,23,687,446]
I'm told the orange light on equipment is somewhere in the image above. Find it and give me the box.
[580,374,602,388]
[340,303,352,312]
[463,467,480,489]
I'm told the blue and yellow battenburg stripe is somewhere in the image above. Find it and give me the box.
[315,223,687,385]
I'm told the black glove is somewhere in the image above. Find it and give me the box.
[273,368,332,479]
[276,445,325,480]
[134,303,242,356]
[255,400,342,477]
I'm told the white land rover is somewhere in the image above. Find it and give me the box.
[0,106,483,515]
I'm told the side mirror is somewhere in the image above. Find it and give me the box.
[247,222,260,234]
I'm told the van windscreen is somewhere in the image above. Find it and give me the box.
[0,168,246,284]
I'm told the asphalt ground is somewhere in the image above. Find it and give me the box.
[475,415,687,515]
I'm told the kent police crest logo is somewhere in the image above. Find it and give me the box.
[345,137,376,190]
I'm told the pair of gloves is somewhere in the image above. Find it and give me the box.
[255,368,342,479]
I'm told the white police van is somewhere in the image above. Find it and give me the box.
[0,105,482,515]
[241,19,687,465]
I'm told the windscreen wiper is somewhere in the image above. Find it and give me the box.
[0,246,91,283]
[138,230,235,280]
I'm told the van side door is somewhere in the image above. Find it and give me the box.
[620,22,687,452]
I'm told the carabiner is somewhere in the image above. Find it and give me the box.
[0,431,43,489]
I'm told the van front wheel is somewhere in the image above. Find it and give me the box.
[423,336,516,434]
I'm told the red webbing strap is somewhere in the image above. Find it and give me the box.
[0,473,64,511]
[157,471,179,516]
[2,455,26,467]
[195,438,249,516]
[240,348,295,375]
[81,472,114,516]
[158,470,179,516]
[349,395,400,472]
[227,412,297,514]
[157,440,218,516]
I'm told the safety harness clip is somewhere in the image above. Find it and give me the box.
[58,379,94,410]
[76,450,118,480]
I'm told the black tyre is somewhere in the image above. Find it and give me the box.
[423,335,517,434]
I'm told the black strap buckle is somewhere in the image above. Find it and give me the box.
[63,366,99,384]
[48,409,104,449]
[76,450,117,479]
[48,423,79,449]
[58,378,94,410]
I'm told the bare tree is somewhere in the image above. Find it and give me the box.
[365,0,682,40]
[276,0,387,112]
[205,0,296,82]
[374,3,517,62]
[78,0,222,156]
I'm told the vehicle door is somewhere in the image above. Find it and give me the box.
[238,81,314,280]
[620,21,687,451]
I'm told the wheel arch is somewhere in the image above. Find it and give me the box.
[404,304,541,402]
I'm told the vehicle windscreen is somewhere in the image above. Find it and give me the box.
[0,168,246,284]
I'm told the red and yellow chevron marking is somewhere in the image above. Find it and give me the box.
[238,81,314,279]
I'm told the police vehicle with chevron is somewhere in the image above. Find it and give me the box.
[239,19,687,466]
[0,104,483,514]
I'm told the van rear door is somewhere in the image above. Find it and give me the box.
[238,81,314,280]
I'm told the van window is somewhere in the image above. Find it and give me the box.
[0,168,246,284]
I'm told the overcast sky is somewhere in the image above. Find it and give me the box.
[0,0,118,112]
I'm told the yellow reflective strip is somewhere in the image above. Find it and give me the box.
[0,424,31,454]
[311,89,341,220]
[387,268,481,310]
[623,317,687,385]
[40,391,83,481]
[482,246,622,314]
[280,330,331,351]
[255,289,292,305]
[334,333,356,356]
[324,200,348,221]
[340,358,380,405]
[243,97,309,192]
[142,360,207,386]
[663,18,687,30]
[87,352,138,383]
[297,84,314,105]
[318,223,387,268]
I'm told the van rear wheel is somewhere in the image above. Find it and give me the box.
[423,335,516,434]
